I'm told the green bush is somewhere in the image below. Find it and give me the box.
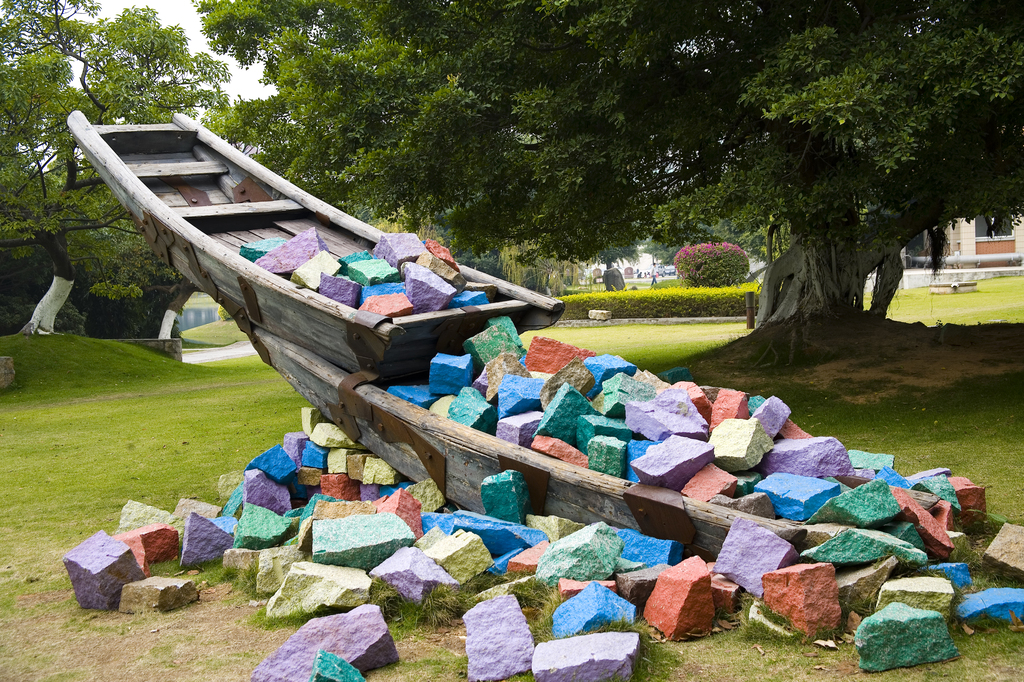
[560,283,757,319]
[674,242,749,288]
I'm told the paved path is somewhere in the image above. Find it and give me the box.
[182,340,258,364]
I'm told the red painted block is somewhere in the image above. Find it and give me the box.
[644,556,714,639]
[891,487,954,561]
[374,489,423,539]
[681,464,738,502]
[524,336,597,374]
[112,523,179,576]
[320,473,361,501]
[762,562,842,636]
[531,436,589,468]
[359,293,414,317]
[507,541,550,574]
[709,389,748,431]
[948,476,987,526]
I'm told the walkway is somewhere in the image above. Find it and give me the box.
[182,340,258,364]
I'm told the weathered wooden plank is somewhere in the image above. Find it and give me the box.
[126,161,229,178]
[210,232,248,250]
[174,199,305,219]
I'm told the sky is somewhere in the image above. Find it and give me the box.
[98,0,276,102]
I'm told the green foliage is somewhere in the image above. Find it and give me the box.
[561,283,757,320]
[674,242,750,288]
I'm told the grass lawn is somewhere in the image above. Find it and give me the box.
[880,275,1024,325]
[2,313,1023,681]
[180,320,250,348]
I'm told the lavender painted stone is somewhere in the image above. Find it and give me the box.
[464,595,535,681]
[244,469,292,515]
[631,435,715,490]
[472,369,488,398]
[369,546,459,602]
[532,631,640,682]
[360,484,380,501]
[751,396,791,439]
[63,531,145,610]
[255,227,329,275]
[712,517,798,597]
[496,411,544,447]
[403,263,457,313]
[757,437,855,479]
[181,512,234,566]
[320,274,361,308]
[625,401,708,441]
[251,605,399,681]
[373,232,427,268]
[906,468,952,484]
[652,389,708,430]
[283,432,309,469]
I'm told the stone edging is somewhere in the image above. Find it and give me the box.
[552,316,746,328]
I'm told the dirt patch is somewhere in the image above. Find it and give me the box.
[15,590,73,609]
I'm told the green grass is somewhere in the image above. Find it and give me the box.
[875,275,1024,325]
[180,320,250,347]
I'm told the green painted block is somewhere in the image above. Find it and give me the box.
[310,648,367,682]
[801,528,928,567]
[657,366,693,384]
[855,602,958,672]
[484,316,526,355]
[346,258,401,286]
[448,387,498,435]
[233,504,293,550]
[879,520,926,551]
[911,476,961,513]
[806,478,901,528]
[734,471,762,497]
[614,557,646,573]
[312,513,415,570]
[847,449,895,472]
[596,373,656,418]
[535,522,625,586]
[577,415,632,454]
[876,576,954,620]
[481,470,531,525]
[587,435,627,477]
[338,250,373,276]
[463,325,526,370]
[535,383,599,447]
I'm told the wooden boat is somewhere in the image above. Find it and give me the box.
[69,111,938,558]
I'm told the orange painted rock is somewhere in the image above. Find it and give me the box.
[674,381,713,423]
[112,523,179,575]
[890,487,954,561]
[524,336,597,374]
[359,293,414,317]
[374,489,423,540]
[709,389,748,431]
[681,464,738,502]
[777,419,813,439]
[644,556,714,639]
[507,541,550,574]
[425,239,459,271]
[558,578,617,599]
[531,436,589,468]
[711,574,741,613]
[320,473,361,501]
[762,562,842,636]
[948,476,987,526]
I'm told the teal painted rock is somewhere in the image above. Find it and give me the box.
[734,471,762,497]
[587,436,627,477]
[657,367,693,384]
[526,514,585,542]
[338,249,373,276]
[265,562,371,620]
[234,504,293,550]
[484,316,527,355]
[806,478,901,528]
[422,530,493,583]
[535,523,625,586]
[847,449,895,472]
[481,470,532,525]
[535,383,600,447]
[346,258,401,286]
[309,648,367,682]
[448,387,498,435]
[463,325,526,370]
[598,373,656,418]
[880,520,926,551]
[801,528,928,567]
[855,602,958,671]
[876,576,954,620]
[312,513,415,570]
[577,415,632,453]
[911,476,961,513]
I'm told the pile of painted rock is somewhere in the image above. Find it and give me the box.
[240,228,492,316]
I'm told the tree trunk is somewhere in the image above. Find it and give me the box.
[757,237,903,326]
[21,232,76,335]
[158,279,198,339]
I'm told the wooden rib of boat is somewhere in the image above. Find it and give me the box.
[68,111,939,558]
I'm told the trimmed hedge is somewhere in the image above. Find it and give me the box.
[560,283,758,320]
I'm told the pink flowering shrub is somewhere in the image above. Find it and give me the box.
[673,242,749,288]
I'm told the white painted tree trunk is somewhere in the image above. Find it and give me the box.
[26,276,74,334]
[158,309,178,339]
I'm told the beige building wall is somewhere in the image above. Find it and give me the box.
[945,216,1019,261]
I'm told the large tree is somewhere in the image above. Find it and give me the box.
[0,0,227,334]
[200,0,1024,325]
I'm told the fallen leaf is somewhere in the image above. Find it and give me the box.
[813,665,828,670]
[803,652,820,658]
[1010,611,1024,632]
[186,570,200,575]
[753,645,766,656]
[712,627,723,633]
[717,619,736,630]
[813,639,838,650]
[846,611,862,633]
[962,623,975,635]
[173,571,185,576]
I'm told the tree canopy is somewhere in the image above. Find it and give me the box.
[200,0,1024,321]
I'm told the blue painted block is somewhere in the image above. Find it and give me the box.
[926,562,972,589]
[291,484,307,500]
[583,355,638,399]
[302,441,329,469]
[746,395,766,412]
[222,481,244,517]
[497,375,545,419]
[626,440,659,483]
[429,353,474,395]
[876,466,912,489]
[379,481,414,497]
[754,472,841,521]
[451,510,548,556]
[246,444,298,485]
[448,290,490,308]
[211,516,238,535]
[957,588,1024,622]
[421,512,456,535]
[552,581,636,637]
[387,384,441,408]
[615,528,683,566]
[360,282,406,305]
[487,548,525,575]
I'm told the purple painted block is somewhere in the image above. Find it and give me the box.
[243,469,292,515]
[360,484,381,501]
[757,436,855,479]
[652,389,706,423]
[631,435,715,490]
[625,401,708,441]
[855,468,877,479]
[751,396,791,439]
[251,605,399,681]
[906,468,952,484]
[369,546,459,602]
[62,531,145,610]
[404,263,457,313]
[255,227,329,275]
[532,631,640,682]
[319,273,361,308]
[464,595,534,681]
[373,232,427,268]
[712,518,798,597]
[472,370,488,398]
[283,432,309,469]
[496,411,544,447]
[180,512,235,566]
